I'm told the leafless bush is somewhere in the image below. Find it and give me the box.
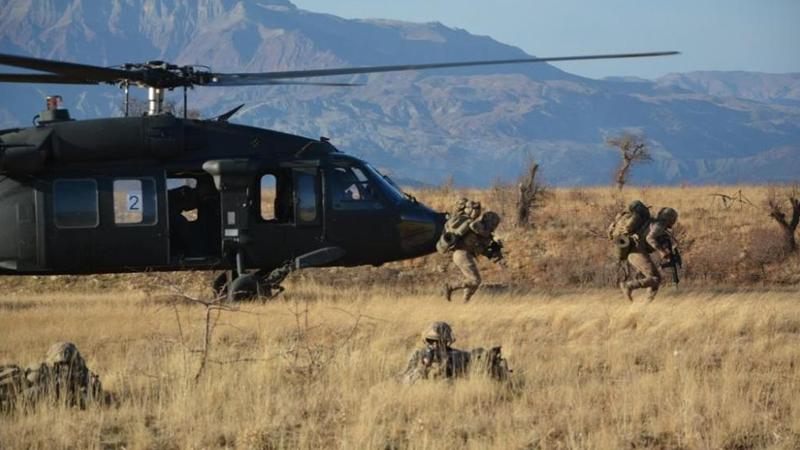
[149,276,271,383]
[684,243,742,283]
[281,297,367,381]
[742,227,790,276]
[606,132,652,190]
[765,186,800,252]
[709,190,754,210]
[515,161,547,228]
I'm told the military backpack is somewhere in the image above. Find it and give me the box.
[608,200,652,260]
[436,197,481,254]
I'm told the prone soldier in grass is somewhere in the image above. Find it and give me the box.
[401,321,510,384]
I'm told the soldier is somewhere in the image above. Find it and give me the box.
[401,321,510,384]
[0,342,102,411]
[439,206,503,303]
[619,207,679,301]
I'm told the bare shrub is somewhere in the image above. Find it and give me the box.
[686,240,743,283]
[765,186,800,252]
[606,132,652,190]
[740,227,790,280]
[281,297,364,381]
[709,190,754,210]
[515,161,547,228]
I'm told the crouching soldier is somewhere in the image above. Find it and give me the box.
[437,198,504,303]
[401,321,510,384]
[609,201,680,302]
[0,342,102,412]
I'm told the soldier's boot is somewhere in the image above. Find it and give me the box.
[646,287,658,302]
[442,283,454,302]
[463,285,478,303]
[619,282,633,302]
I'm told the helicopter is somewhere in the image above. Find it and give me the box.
[0,50,677,299]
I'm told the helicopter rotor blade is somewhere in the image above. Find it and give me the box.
[210,79,364,87]
[204,51,679,85]
[0,73,102,84]
[0,53,137,83]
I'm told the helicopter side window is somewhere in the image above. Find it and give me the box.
[53,179,99,229]
[295,170,318,224]
[260,172,294,223]
[114,179,157,225]
[329,166,382,210]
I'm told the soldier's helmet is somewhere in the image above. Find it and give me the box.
[45,342,83,366]
[481,211,501,232]
[656,207,678,227]
[422,321,455,346]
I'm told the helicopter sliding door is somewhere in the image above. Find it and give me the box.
[45,172,170,273]
[246,165,323,269]
[0,178,39,272]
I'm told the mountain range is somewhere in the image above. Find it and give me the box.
[1,0,798,186]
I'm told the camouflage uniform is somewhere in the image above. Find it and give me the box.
[621,208,678,301]
[445,211,501,303]
[0,342,102,411]
[401,322,510,384]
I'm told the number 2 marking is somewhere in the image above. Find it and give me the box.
[128,195,140,211]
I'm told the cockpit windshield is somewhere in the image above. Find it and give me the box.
[363,164,407,204]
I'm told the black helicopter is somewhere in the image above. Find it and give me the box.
[0,50,676,299]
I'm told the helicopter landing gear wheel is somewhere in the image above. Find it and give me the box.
[228,273,259,302]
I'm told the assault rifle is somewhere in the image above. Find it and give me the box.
[484,239,505,264]
[659,240,683,286]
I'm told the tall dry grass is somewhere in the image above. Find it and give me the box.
[1,284,799,449]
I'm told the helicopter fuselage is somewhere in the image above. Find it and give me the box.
[0,114,444,277]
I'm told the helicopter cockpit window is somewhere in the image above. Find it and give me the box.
[114,179,158,226]
[329,166,382,210]
[260,172,294,222]
[53,179,99,229]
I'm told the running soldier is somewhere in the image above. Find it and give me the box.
[437,198,504,303]
[609,202,679,301]
[401,321,510,384]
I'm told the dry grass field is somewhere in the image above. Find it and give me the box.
[1,285,799,449]
[1,185,799,449]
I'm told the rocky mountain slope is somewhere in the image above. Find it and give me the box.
[1,0,798,185]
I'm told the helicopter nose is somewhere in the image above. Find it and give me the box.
[398,207,446,256]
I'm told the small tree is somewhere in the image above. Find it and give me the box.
[606,132,651,190]
[515,161,546,228]
[766,187,800,252]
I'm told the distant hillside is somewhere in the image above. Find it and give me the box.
[656,71,800,105]
[1,0,798,185]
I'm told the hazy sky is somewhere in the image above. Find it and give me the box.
[292,0,800,79]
